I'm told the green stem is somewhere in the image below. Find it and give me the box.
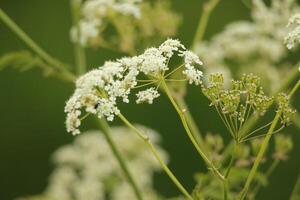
[290,175,300,200]
[191,0,220,50]
[118,114,194,200]
[70,0,86,75]
[288,80,300,98]
[222,142,238,200]
[161,80,224,181]
[239,79,300,200]
[250,159,280,199]
[96,118,144,200]
[224,143,238,178]
[174,95,206,150]
[0,8,76,81]
[223,181,228,200]
[238,113,281,200]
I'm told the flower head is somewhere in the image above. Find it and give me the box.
[284,14,300,49]
[65,39,203,135]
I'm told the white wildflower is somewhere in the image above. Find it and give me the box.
[66,110,81,135]
[65,39,203,135]
[44,126,168,200]
[70,19,100,46]
[136,87,160,104]
[284,14,300,49]
[182,66,203,85]
[71,0,142,46]
[96,98,120,121]
[180,50,203,67]
[159,38,185,58]
[139,48,167,75]
[179,50,203,85]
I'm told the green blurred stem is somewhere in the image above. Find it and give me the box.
[290,175,300,200]
[118,114,194,200]
[239,79,300,200]
[250,159,280,199]
[161,80,225,182]
[191,0,220,50]
[0,8,76,82]
[223,142,238,200]
[224,142,238,178]
[223,181,228,200]
[96,118,144,200]
[70,0,86,75]
[292,112,300,131]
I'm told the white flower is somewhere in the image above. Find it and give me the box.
[139,48,168,75]
[183,66,203,85]
[96,98,120,121]
[66,110,81,135]
[44,126,168,200]
[136,87,160,104]
[71,19,100,46]
[179,51,203,85]
[159,38,185,58]
[284,14,300,49]
[180,50,203,67]
[71,0,142,46]
[65,39,203,135]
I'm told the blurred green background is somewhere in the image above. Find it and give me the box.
[0,0,299,199]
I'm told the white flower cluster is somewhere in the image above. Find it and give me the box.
[136,87,160,104]
[71,0,142,46]
[43,126,168,200]
[195,0,300,92]
[65,39,203,135]
[284,14,300,49]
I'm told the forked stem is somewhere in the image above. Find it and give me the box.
[161,80,224,181]
[118,114,194,200]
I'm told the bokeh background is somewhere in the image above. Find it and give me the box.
[0,0,299,199]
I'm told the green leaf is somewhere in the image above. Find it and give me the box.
[0,50,55,76]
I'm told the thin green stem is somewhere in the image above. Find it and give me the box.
[191,0,220,50]
[224,143,238,178]
[174,95,206,150]
[165,64,184,78]
[290,175,300,200]
[96,118,144,200]
[238,113,281,200]
[118,114,193,200]
[250,159,280,199]
[222,142,238,200]
[70,0,86,75]
[240,126,285,143]
[215,105,236,139]
[239,121,272,142]
[223,181,228,200]
[0,8,76,81]
[288,80,300,98]
[162,80,224,181]
[238,79,300,200]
